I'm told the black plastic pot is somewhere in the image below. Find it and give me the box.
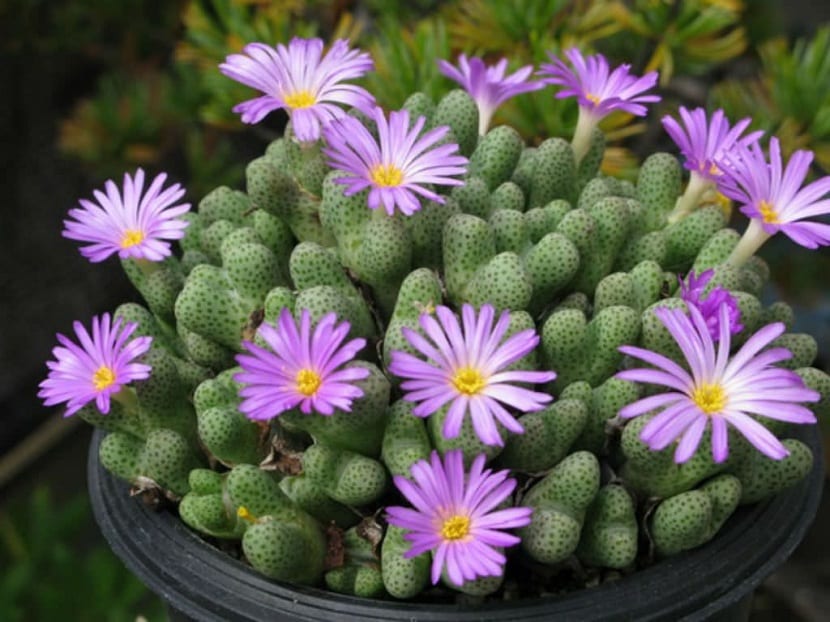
[88,427,824,622]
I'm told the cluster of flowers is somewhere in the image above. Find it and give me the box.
[39,37,828,587]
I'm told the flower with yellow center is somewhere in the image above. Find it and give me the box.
[219,37,376,142]
[617,304,819,464]
[539,47,659,119]
[386,450,532,587]
[662,107,761,184]
[63,169,190,263]
[721,137,830,267]
[235,308,371,420]
[389,303,556,447]
[539,48,660,163]
[324,107,468,216]
[661,107,762,224]
[437,54,544,136]
[38,313,153,417]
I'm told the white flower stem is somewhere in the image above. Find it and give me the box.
[571,109,598,166]
[478,106,494,137]
[726,218,772,268]
[667,172,712,224]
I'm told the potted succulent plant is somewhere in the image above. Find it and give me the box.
[39,35,828,621]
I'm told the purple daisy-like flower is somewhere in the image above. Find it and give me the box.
[219,37,375,142]
[616,305,818,464]
[679,269,743,340]
[38,313,153,417]
[538,48,659,162]
[721,137,830,266]
[387,304,556,446]
[323,107,468,216]
[234,308,370,420]
[385,449,532,586]
[663,108,763,223]
[437,54,544,135]
[662,107,762,182]
[538,47,660,118]
[63,169,190,263]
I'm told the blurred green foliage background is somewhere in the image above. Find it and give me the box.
[0,487,165,621]
[4,0,823,197]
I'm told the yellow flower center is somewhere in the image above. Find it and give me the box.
[92,365,116,391]
[440,515,471,541]
[283,89,316,109]
[707,162,722,177]
[121,229,145,249]
[237,506,257,524]
[692,382,727,415]
[758,200,779,224]
[713,191,732,219]
[585,92,601,106]
[451,367,486,396]
[369,163,404,188]
[296,368,322,396]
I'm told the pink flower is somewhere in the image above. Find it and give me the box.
[617,305,818,463]
[388,304,555,446]
[662,107,762,182]
[386,449,532,586]
[538,48,659,162]
[437,54,544,135]
[220,38,375,141]
[679,269,743,340]
[323,107,468,216]
[39,313,152,416]
[235,308,370,419]
[63,169,189,263]
[723,137,830,249]
[539,48,660,119]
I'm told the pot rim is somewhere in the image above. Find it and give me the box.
[88,426,824,622]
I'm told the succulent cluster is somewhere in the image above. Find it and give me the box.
[41,38,830,603]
